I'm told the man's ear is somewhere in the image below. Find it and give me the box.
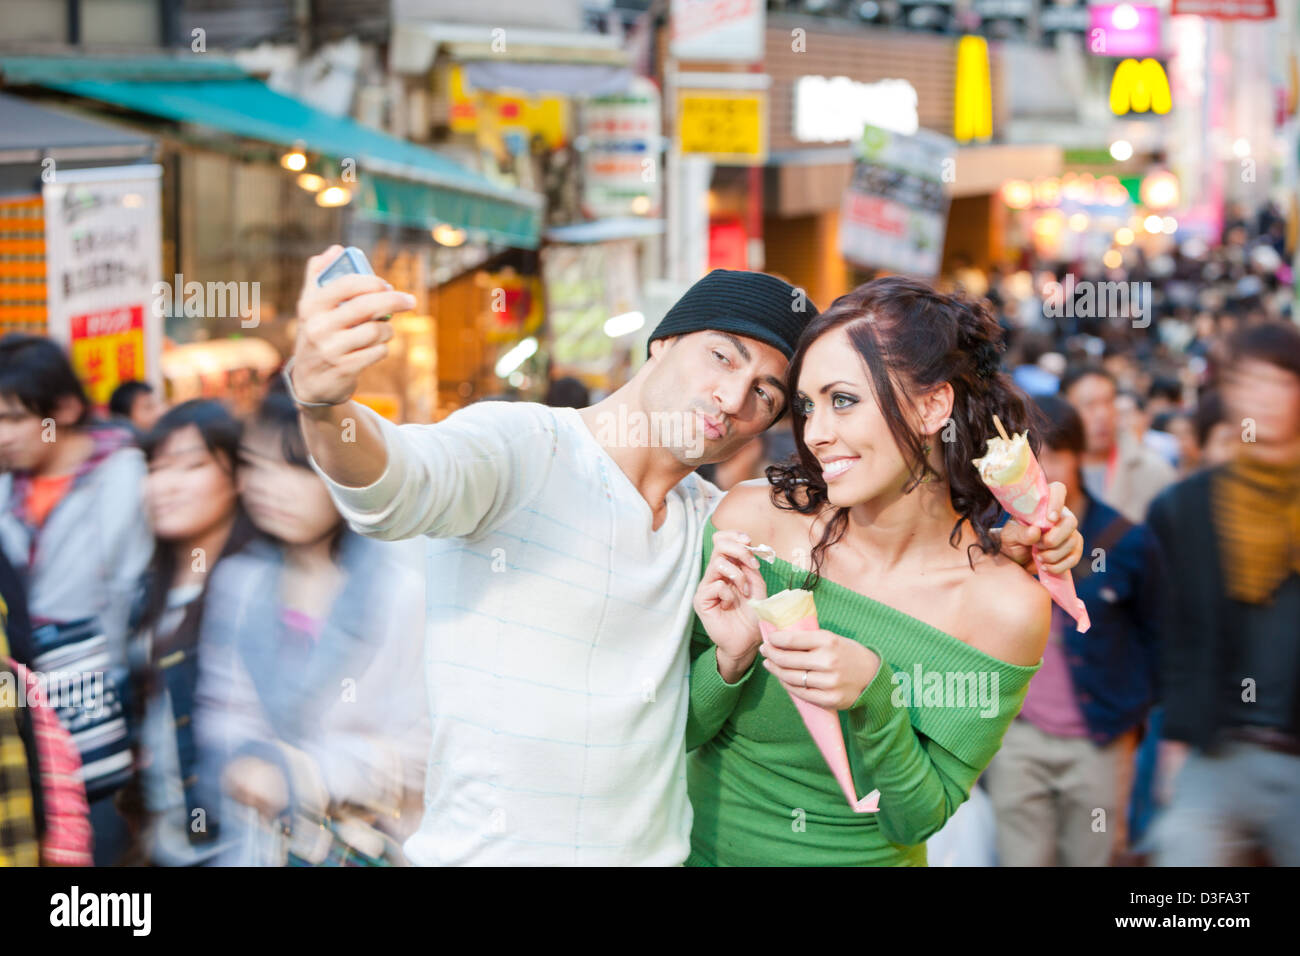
[918,382,955,438]
[51,393,86,427]
[647,335,677,361]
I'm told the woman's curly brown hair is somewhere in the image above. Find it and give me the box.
[765,275,1041,590]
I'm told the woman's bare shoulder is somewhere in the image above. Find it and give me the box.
[956,550,1052,667]
[712,481,815,556]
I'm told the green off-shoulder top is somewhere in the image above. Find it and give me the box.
[686,518,1042,866]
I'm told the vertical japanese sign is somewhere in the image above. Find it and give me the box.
[838,124,953,278]
[43,165,162,407]
[582,77,663,220]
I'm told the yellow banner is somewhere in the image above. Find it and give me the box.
[677,90,768,164]
[69,305,146,407]
[448,65,568,149]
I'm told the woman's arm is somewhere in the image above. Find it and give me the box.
[686,488,772,751]
[686,616,761,751]
[841,659,992,845]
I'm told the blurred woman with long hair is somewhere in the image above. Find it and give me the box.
[127,399,255,865]
[193,379,429,866]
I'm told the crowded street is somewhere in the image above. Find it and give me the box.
[0,0,1296,901]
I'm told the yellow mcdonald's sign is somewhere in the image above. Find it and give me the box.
[954,35,993,143]
[1110,58,1172,116]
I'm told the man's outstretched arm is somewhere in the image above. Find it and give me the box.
[287,246,558,542]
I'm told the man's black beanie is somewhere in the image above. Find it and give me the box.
[646,269,818,361]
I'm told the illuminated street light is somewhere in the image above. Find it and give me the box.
[432,223,467,246]
[1109,140,1134,162]
[315,185,352,207]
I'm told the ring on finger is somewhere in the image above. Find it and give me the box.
[802,670,809,688]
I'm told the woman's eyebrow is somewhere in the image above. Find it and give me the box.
[818,380,853,394]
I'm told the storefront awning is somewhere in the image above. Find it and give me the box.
[0,92,154,164]
[392,23,632,96]
[0,56,543,248]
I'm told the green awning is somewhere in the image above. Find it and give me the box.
[0,56,542,248]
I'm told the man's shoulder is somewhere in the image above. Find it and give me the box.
[428,401,566,458]
[1148,467,1216,532]
[442,400,561,431]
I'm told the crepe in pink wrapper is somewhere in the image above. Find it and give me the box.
[749,589,881,814]
[972,429,1091,632]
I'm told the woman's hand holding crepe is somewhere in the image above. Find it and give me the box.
[694,530,768,681]
[759,627,882,711]
[997,480,1083,575]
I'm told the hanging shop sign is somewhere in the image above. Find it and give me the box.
[449,65,569,151]
[1169,0,1274,18]
[670,0,765,62]
[1109,58,1171,115]
[581,77,662,220]
[838,124,953,278]
[794,76,919,142]
[42,165,162,407]
[677,90,768,164]
[1088,5,1162,57]
[954,35,993,144]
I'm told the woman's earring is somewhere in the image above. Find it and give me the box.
[919,440,938,484]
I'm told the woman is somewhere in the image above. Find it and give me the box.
[687,276,1066,866]
[193,380,429,866]
[126,399,254,865]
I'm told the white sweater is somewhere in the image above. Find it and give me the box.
[312,401,722,865]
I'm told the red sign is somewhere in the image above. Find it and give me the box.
[69,305,145,407]
[1170,0,1274,18]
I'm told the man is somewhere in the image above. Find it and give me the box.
[287,246,1082,865]
[0,335,153,865]
[1063,364,1177,522]
[1149,322,1300,866]
[107,380,163,437]
[984,395,1163,866]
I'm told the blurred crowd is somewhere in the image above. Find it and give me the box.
[0,201,1297,867]
[0,343,428,867]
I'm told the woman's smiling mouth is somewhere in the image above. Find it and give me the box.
[821,456,860,481]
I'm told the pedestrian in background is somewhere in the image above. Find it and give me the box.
[1149,321,1300,866]
[124,399,255,865]
[0,334,153,865]
[1062,364,1177,522]
[193,380,429,866]
[108,380,164,439]
[983,394,1164,866]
